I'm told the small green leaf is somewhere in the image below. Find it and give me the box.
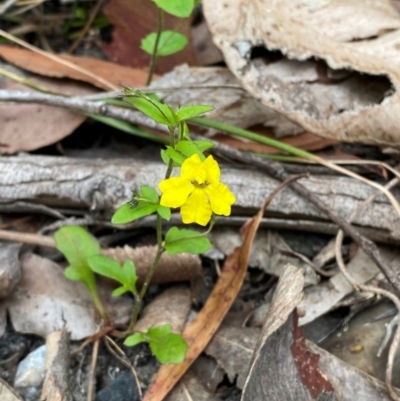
[193,140,214,152]
[124,332,146,347]
[147,325,188,364]
[140,185,159,203]
[160,149,170,165]
[152,0,194,17]
[165,146,186,165]
[179,121,190,140]
[176,105,213,121]
[165,227,212,255]
[125,96,176,125]
[112,202,158,224]
[112,287,128,297]
[141,31,188,57]
[157,205,171,220]
[175,141,205,161]
[88,256,138,296]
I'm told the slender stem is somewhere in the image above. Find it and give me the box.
[189,117,317,160]
[165,126,176,179]
[146,7,164,86]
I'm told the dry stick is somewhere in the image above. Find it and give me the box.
[334,176,400,400]
[0,30,118,91]
[211,144,400,294]
[68,0,106,54]
[87,338,100,401]
[0,90,398,292]
[104,336,143,399]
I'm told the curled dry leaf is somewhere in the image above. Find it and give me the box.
[101,245,202,285]
[203,0,400,145]
[134,286,191,334]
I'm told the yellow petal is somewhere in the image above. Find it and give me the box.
[204,155,220,183]
[181,154,202,181]
[159,177,194,208]
[181,188,212,226]
[205,182,236,216]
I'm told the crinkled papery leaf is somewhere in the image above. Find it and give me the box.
[165,227,212,255]
[141,31,188,57]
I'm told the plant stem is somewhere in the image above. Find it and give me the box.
[189,117,317,160]
[127,215,164,334]
[146,7,164,86]
[165,125,176,178]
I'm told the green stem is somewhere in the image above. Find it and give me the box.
[146,7,164,86]
[92,290,109,326]
[128,215,164,334]
[164,125,176,179]
[189,117,318,160]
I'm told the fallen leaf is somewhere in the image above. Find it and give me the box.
[203,0,400,146]
[102,245,202,285]
[6,253,132,340]
[0,45,148,90]
[103,0,197,72]
[165,371,220,401]
[205,325,260,389]
[0,79,86,154]
[134,286,191,333]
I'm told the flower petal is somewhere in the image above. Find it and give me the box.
[159,177,194,208]
[181,154,202,181]
[205,182,236,216]
[204,155,220,183]
[181,188,212,226]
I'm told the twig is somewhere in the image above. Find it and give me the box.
[68,0,106,54]
[0,90,399,291]
[87,338,100,401]
[0,30,118,90]
[0,0,18,15]
[104,336,142,399]
[334,176,400,400]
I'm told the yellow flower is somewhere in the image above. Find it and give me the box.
[159,154,236,226]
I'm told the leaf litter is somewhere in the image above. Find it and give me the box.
[1,1,400,399]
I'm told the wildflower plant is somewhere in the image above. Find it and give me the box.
[55,88,235,365]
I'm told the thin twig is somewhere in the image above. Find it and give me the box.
[87,338,100,401]
[104,336,143,399]
[334,176,400,400]
[0,0,18,15]
[68,0,106,54]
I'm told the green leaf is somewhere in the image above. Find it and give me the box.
[179,121,190,140]
[141,31,188,57]
[125,96,176,125]
[54,226,100,292]
[140,185,159,203]
[157,205,171,220]
[151,0,194,18]
[193,140,214,152]
[112,202,158,224]
[165,146,186,165]
[165,227,212,255]
[175,141,205,161]
[124,332,146,347]
[176,105,213,121]
[88,256,138,296]
[147,325,188,364]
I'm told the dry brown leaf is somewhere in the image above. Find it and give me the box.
[103,0,197,72]
[165,371,220,401]
[101,245,202,285]
[5,253,132,340]
[0,45,148,90]
[203,0,400,145]
[134,286,191,333]
[0,79,87,154]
